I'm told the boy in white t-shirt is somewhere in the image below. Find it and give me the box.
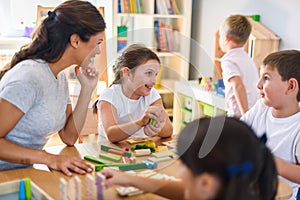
[219,15,259,118]
[241,50,300,199]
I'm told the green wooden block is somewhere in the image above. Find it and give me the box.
[95,164,109,171]
[100,144,131,157]
[150,118,157,126]
[99,152,122,162]
[94,163,148,172]
[118,163,147,171]
[24,178,32,200]
[84,155,112,164]
[94,163,128,172]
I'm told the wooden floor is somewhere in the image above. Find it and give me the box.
[44,108,98,147]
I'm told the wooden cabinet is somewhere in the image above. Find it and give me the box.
[173,80,226,134]
[111,0,192,118]
[213,17,280,81]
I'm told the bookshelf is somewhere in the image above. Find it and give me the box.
[112,0,192,119]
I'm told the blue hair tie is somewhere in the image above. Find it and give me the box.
[227,161,253,177]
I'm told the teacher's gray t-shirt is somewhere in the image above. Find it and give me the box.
[0,59,69,170]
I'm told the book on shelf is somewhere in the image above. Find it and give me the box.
[170,0,180,14]
[158,21,169,52]
[164,0,174,14]
[154,20,178,52]
[136,0,143,13]
[173,29,180,52]
[154,20,161,51]
[165,24,175,51]
[130,0,137,13]
[155,0,180,15]
[118,0,143,13]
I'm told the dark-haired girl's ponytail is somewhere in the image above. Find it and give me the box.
[224,162,257,200]
[257,146,278,200]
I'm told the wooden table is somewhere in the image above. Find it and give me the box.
[47,138,180,200]
[0,138,293,200]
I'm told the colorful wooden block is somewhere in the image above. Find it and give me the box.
[74,176,82,200]
[99,152,122,162]
[24,178,32,200]
[96,173,105,200]
[100,144,131,157]
[86,174,96,200]
[95,162,150,172]
[148,156,172,163]
[152,150,174,158]
[84,155,112,164]
[141,160,157,169]
[19,179,26,200]
[59,178,68,200]
[118,163,148,171]
[134,149,151,156]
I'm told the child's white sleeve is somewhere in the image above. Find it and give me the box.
[294,136,300,164]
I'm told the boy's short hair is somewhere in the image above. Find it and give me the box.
[220,14,251,46]
[263,50,300,101]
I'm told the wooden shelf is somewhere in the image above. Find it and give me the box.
[173,80,226,134]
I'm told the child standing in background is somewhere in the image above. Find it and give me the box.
[241,50,300,199]
[95,44,173,143]
[219,14,259,118]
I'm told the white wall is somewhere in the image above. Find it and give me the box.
[190,0,300,78]
[0,0,111,37]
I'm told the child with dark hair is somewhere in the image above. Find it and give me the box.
[95,43,173,143]
[241,50,300,198]
[100,116,278,200]
[0,0,106,176]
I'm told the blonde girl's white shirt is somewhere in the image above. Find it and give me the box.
[241,99,300,199]
[97,84,161,142]
[221,47,259,118]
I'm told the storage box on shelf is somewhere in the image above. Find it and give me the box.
[112,0,192,119]
[213,17,280,81]
[173,80,226,134]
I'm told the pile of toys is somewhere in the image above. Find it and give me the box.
[199,77,225,97]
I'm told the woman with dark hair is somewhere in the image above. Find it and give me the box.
[0,0,106,176]
[100,116,278,200]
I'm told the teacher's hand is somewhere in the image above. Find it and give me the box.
[47,154,93,176]
[75,65,99,90]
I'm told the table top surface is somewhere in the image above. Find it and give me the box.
[0,137,293,200]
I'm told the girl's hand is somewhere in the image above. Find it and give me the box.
[74,65,99,90]
[142,105,166,136]
[100,168,131,188]
[47,154,93,176]
[139,105,165,126]
[144,124,160,137]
